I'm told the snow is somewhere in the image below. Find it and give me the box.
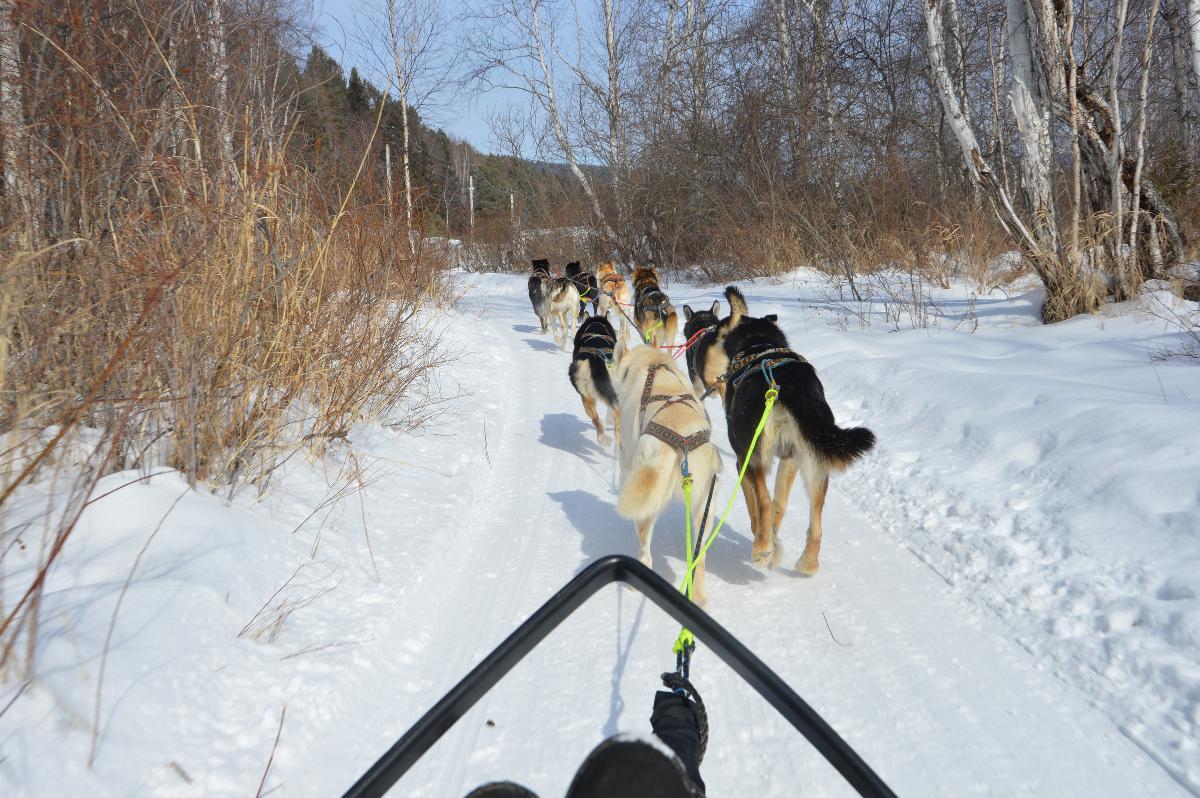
[2,269,1199,796]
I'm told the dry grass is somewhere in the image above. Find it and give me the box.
[0,38,449,672]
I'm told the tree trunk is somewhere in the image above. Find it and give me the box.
[604,0,625,254]
[1007,0,1058,252]
[528,0,616,242]
[204,0,236,183]
[1126,0,1162,292]
[0,0,29,241]
[1164,1,1197,161]
[1189,0,1200,90]
[401,97,414,255]
[657,0,678,134]
[927,0,1095,321]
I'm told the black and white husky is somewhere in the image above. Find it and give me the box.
[718,286,875,574]
[528,259,552,333]
[568,315,621,448]
[680,300,724,400]
[565,261,600,319]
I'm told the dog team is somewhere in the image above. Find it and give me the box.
[527,259,875,606]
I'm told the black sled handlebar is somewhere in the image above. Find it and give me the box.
[342,554,896,798]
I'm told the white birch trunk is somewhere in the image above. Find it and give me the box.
[385,0,418,255]
[401,99,414,255]
[1109,0,1130,275]
[926,0,1044,260]
[385,142,393,220]
[772,0,797,168]
[0,0,22,232]
[528,0,616,242]
[1007,0,1058,251]
[1165,1,1194,150]
[604,0,624,247]
[1127,0,1163,285]
[204,0,235,182]
[1189,0,1200,90]
[657,0,677,132]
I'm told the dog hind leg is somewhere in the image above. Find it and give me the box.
[611,404,622,458]
[634,517,655,567]
[769,457,800,570]
[581,396,611,446]
[740,464,774,567]
[796,468,829,575]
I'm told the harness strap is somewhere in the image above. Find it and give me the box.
[576,346,614,364]
[638,363,700,428]
[703,346,807,399]
[646,422,710,451]
[578,331,615,344]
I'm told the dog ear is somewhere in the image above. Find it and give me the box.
[682,305,693,321]
[710,300,720,316]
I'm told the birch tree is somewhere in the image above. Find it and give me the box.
[359,0,454,253]
[0,0,24,236]
[471,0,617,243]
[1007,0,1058,252]
[202,0,237,181]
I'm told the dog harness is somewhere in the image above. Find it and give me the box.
[636,285,671,319]
[576,329,616,364]
[725,346,807,392]
[639,363,710,452]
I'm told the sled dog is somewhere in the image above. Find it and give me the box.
[632,266,678,348]
[569,315,621,448]
[612,343,721,606]
[680,300,725,400]
[565,261,600,319]
[595,261,631,343]
[528,259,552,334]
[546,274,581,350]
[718,286,875,574]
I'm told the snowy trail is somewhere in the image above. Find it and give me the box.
[5,271,1196,798]
[356,276,1187,797]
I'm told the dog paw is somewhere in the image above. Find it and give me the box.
[795,554,820,576]
[769,543,783,569]
[597,432,612,446]
[751,543,776,568]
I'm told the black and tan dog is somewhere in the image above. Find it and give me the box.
[632,266,678,348]
[681,300,724,400]
[717,286,875,574]
[569,314,621,448]
[527,259,552,333]
[565,261,600,320]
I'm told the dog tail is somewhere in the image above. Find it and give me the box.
[806,423,876,471]
[724,286,747,327]
[663,308,678,346]
[617,439,677,521]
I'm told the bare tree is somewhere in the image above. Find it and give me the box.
[470,0,617,242]
[203,0,236,181]
[0,0,25,237]
[358,0,456,252]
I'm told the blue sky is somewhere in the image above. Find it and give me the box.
[313,0,517,154]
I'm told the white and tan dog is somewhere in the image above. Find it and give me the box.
[546,276,581,350]
[611,343,721,606]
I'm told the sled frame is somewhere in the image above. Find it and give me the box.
[342,554,896,798]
